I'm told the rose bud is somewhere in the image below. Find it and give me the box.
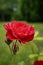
[12,43,19,55]
[5,38,12,45]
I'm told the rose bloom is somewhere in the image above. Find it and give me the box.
[4,21,35,44]
[34,60,43,65]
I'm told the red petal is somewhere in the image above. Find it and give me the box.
[6,32,16,41]
[4,23,12,31]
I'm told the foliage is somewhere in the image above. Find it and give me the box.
[20,0,40,21]
[0,0,43,21]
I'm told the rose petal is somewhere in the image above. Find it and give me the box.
[6,31,16,41]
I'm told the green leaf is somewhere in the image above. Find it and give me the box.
[28,54,38,59]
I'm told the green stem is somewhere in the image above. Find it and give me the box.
[9,45,13,56]
[9,40,17,65]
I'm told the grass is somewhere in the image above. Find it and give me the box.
[0,21,43,65]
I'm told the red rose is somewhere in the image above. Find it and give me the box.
[34,61,43,65]
[4,20,35,44]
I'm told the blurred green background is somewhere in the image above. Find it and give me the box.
[0,22,43,65]
[0,0,43,65]
[0,0,43,21]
